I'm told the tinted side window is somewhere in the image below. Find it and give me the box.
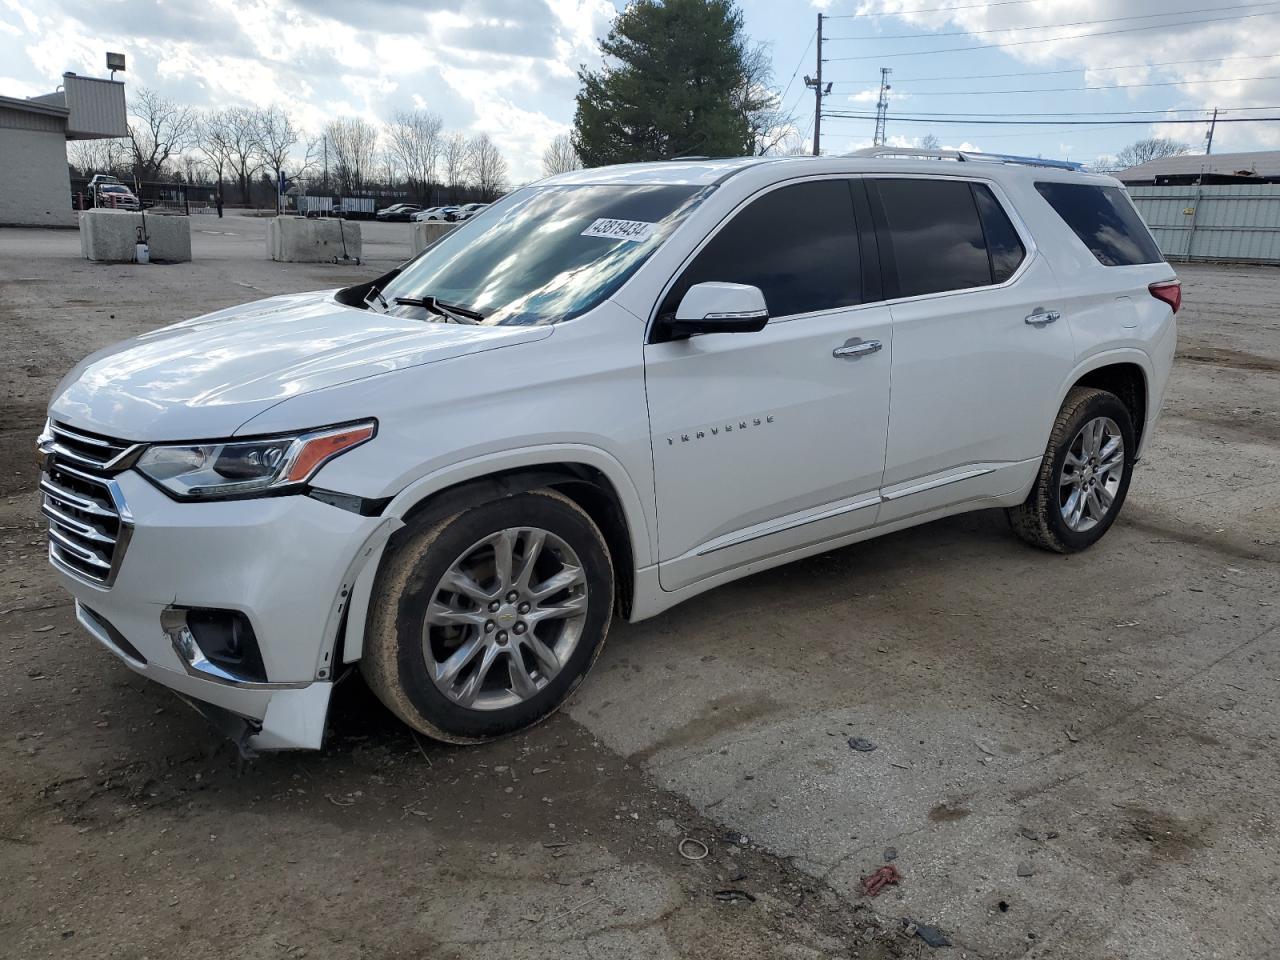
[873,178,991,296]
[972,184,1025,283]
[1034,182,1163,266]
[660,179,860,319]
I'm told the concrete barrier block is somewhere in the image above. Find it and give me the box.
[80,208,192,263]
[267,217,362,263]
[411,220,458,253]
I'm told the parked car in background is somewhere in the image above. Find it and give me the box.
[448,202,489,222]
[39,151,1178,751]
[87,174,122,191]
[416,206,458,222]
[410,206,443,222]
[376,203,421,222]
[95,183,140,210]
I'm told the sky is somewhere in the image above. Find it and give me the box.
[1,0,1278,181]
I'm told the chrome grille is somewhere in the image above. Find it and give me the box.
[47,421,142,472]
[41,426,136,587]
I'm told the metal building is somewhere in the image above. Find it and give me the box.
[1117,150,1280,187]
[0,73,127,227]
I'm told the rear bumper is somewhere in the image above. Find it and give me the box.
[1139,314,1178,459]
[49,471,387,749]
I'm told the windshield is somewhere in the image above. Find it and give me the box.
[378,182,709,325]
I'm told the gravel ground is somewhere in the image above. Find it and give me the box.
[1,214,1277,960]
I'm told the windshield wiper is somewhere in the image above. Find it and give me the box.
[393,295,484,325]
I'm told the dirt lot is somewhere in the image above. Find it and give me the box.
[1,215,1278,960]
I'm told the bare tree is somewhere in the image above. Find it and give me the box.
[287,135,324,182]
[1115,138,1190,170]
[386,110,443,203]
[1088,154,1122,174]
[128,88,197,180]
[919,134,941,151]
[441,131,472,202]
[255,106,300,189]
[209,107,265,205]
[469,133,509,201]
[737,41,791,156]
[541,133,581,176]
[195,113,233,197]
[68,138,131,178]
[324,117,379,194]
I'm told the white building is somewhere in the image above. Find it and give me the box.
[0,73,127,227]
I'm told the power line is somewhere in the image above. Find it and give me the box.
[821,112,1280,126]
[822,0,1046,19]
[870,75,1280,96]
[829,54,1280,85]
[779,29,816,106]
[824,2,1280,41]
[823,10,1280,61]
[828,105,1280,117]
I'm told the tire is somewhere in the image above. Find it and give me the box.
[1007,386,1136,554]
[361,489,614,743]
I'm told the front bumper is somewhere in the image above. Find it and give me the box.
[50,470,387,749]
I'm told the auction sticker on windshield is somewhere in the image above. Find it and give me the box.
[581,218,655,242]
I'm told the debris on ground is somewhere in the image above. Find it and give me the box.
[678,837,709,860]
[903,918,952,948]
[714,888,757,903]
[860,864,901,897]
[1017,862,1034,877]
[847,737,878,753]
[883,846,898,861]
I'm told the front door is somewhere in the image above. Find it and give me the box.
[643,178,893,592]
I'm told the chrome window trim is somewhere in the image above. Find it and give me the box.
[860,173,1039,305]
[646,172,878,339]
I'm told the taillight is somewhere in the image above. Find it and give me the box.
[1149,279,1182,314]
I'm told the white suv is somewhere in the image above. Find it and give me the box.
[39,152,1179,750]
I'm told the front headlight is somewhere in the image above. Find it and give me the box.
[136,420,376,500]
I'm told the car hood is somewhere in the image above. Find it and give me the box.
[49,290,553,440]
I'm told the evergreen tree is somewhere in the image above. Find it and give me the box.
[573,0,756,166]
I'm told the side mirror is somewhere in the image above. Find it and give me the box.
[668,282,769,337]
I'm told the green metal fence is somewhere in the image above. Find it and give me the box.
[1128,184,1280,263]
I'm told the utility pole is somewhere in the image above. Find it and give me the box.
[1204,107,1219,155]
[873,67,893,147]
[803,14,831,156]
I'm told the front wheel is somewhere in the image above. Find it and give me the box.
[361,489,614,743]
[1007,386,1135,553]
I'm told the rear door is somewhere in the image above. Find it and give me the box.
[868,176,1074,522]
[644,177,893,592]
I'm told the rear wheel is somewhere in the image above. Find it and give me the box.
[362,489,613,743]
[1007,387,1135,553]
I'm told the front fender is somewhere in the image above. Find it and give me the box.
[338,443,654,663]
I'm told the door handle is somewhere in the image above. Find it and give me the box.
[833,338,883,359]
[1025,309,1061,326]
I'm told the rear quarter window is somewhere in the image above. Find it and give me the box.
[871,178,1024,297]
[1034,181,1164,266]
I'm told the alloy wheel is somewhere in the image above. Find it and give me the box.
[422,527,589,710]
[1059,415,1124,533]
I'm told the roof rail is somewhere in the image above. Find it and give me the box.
[849,146,1084,172]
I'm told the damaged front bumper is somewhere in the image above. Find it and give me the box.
[48,468,396,750]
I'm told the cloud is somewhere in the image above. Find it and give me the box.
[0,0,612,181]
[846,0,1280,152]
